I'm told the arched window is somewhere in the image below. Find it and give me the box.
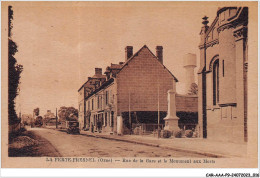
[213,60,219,105]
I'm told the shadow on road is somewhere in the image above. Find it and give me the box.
[9,130,61,157]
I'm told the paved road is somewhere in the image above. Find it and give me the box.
[29,127,207,157]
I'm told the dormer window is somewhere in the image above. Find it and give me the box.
[106,73,110,80]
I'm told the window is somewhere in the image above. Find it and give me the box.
[92,99,94,110]
[213,60,219,105]
[111,111,114,127]
[88,101,90,110]
[97,96,100,109]
[110,90,113,104]
[100,96,102,109]
[105,91,109,105]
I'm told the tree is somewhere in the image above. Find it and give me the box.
[8,6,23,125]
[35,116,43,126]
[33,108,40,117]
[188,83,198,95]
[21,114,33,125]
[58,106,78,122]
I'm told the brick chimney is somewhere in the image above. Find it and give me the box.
[156,46,163,64]
[125,46,133,61]
[95,68,102,75]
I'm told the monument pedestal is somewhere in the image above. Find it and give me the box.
[164,89,180,132]
[164,117,180,131]
[117,116,123,135]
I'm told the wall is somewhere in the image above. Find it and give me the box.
[86,82,117,133]
[117,47,175,115]
[198,7,247,143]
[176,94,198,112]
[206,106,244,143]
[78,87,85,129]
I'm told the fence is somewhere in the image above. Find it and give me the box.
[132,123,164,136]
[178,123,198,131]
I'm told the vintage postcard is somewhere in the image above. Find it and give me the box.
[1,1,258,171]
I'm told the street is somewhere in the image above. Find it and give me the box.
[28,127,207,157]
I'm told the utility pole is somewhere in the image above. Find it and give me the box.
[158,84,160,139]
[129,91,131,135]
[56,108,58,129]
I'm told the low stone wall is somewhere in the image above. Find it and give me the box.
[176,94,198,112]
[175,94,198,130]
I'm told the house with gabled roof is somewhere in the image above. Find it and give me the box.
[79,45,179,134]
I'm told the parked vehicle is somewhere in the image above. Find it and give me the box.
[66,121,80,134]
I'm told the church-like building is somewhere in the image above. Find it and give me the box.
[198,7,248,143]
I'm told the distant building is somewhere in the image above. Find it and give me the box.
[78,45,178,134]
[198,7,248,143]
[183,53,197,94]
[44,110,56,125]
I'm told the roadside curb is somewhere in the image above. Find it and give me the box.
[84,133,160,147]
[83,132,229,158]
[158,145,226,158]
[47,128,238,158]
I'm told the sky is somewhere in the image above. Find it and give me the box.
[6,2,220,116]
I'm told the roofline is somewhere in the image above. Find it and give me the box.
[79,45,179,93]
[78,80,90,92]
[78,75,106,92]
[119,45,178,82]
[205,16,219,37]
[85,78,114,100]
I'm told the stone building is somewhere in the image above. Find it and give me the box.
[78,68,106,129]
[78,45,178,134]
[198,7,248,143]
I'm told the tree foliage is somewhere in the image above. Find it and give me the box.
[33,108,40,117]
[35,116,43,126]
[8,6,23,125]
[21,114,33,125]
[188,83,198,95]
[58,106,78,122]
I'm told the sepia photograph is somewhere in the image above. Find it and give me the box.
[1,1,258,172]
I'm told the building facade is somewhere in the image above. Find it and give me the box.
[78,68,106,129]
[198,7,248,143]
[78,45,178,134]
